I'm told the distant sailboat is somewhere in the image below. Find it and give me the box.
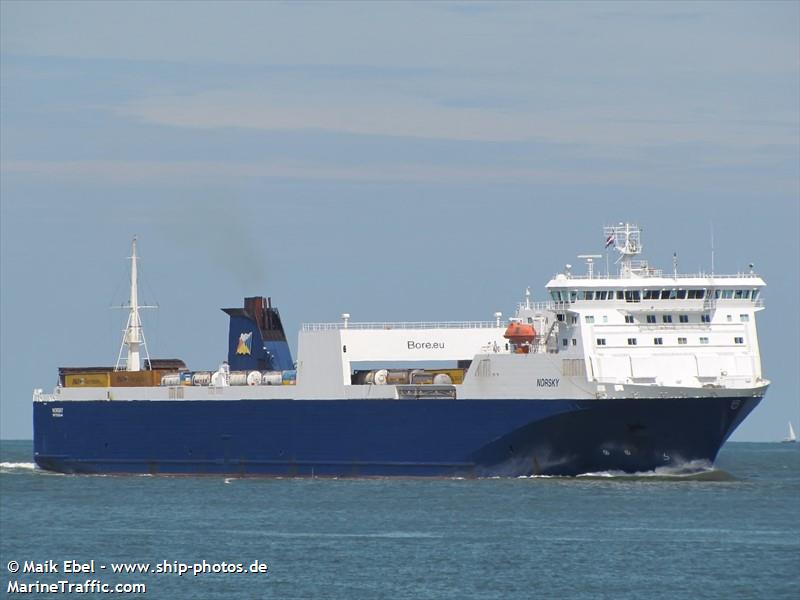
[782,421,797,443]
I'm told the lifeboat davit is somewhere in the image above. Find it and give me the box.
[503,323,536,345]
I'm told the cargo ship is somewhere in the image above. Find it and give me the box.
[33,224,768,476]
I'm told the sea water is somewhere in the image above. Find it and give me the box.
[1,441,798,599]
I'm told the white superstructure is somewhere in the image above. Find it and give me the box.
[536,223,765,392]
[292,223,766,397]
[42,223,768,404]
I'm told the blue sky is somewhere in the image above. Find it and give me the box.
[1,1,798,440]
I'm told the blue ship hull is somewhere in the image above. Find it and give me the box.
[33,396,760,477]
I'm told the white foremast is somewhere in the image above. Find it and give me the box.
[115,237,152,372]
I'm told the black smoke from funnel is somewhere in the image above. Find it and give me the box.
[158,196,269,293]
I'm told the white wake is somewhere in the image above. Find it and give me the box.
[0,461,37,471]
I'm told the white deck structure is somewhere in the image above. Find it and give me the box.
[39,223,768,404]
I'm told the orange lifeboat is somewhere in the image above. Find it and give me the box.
[503,323,536,345]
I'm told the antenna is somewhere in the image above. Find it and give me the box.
[578,254,602,279]
[673,252,678,278]
[710,222,715,276]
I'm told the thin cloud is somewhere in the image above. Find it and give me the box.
[116,89,797,148]
[3,158,795,196]
[0,159,638,186]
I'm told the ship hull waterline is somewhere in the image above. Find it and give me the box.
[33,396,761,477]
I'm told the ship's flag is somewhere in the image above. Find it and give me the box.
[236,332,253,355]
[605,234,615,248]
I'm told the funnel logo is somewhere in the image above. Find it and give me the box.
[236,332,253,355]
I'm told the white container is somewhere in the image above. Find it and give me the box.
[433,373,453,385]
[160,373,181,386]
[261,371,283,385]
[192,371,211,386]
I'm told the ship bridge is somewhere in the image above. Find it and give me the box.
[537,223,767,390]
[544,221,765,311]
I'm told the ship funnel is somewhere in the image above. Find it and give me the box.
[222,296,293,371]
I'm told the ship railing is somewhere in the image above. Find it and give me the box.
[703,297,765,310]
[302,320,502,331]
[557,271,762,281]
[635,324,712,331]
[515,301,556,312]
[32,389,57,403]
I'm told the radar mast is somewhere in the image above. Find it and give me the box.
[603,222,643,278]
[115,237,155,371]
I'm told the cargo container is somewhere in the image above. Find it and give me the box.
[110,370,160,387]
[64,372,111,387]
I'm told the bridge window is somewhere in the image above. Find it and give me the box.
[743,290,751,299]
[678,337,687,345]
[752,289,759,301]
[627,338,637,345]
[679,315,689,323]
[676,289,687,299]
[646,315,656,323]
[616,291,624,300]
[722,290,733,299]
[654,337,663,345]
[569,291,578,302]
[734,337,744,344]
[582,291,594,300]
[624,290,641,302]
[596,338,606,346]
[687,289,706,299]
[598,291,607,300]
[662,315,673,323]
[661,289,671,300]
[734,290,744,299]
